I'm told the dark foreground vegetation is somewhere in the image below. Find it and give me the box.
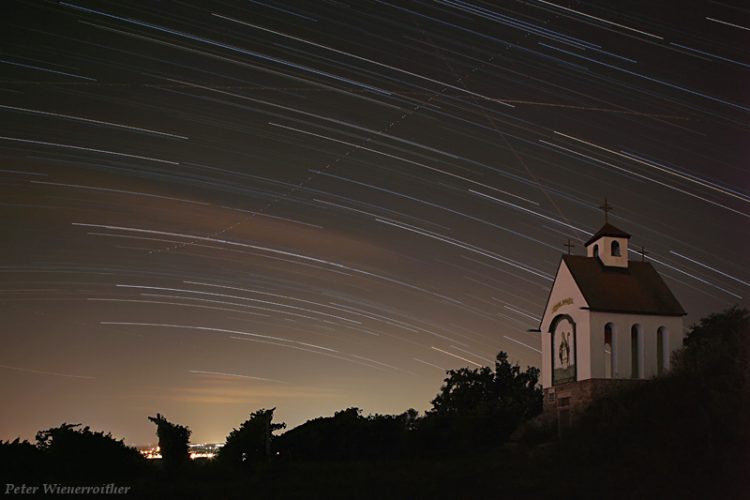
[2,307,747,499]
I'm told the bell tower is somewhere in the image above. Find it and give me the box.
[584,199,630,268]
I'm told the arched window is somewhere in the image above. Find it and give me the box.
[611,240,621,256]
[593,244,599,257]
[657,327,669,375]
[630,324,642,378]
[604,323,615,379]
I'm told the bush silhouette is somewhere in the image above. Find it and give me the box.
[0,438,45,481]
[33,423,144,479]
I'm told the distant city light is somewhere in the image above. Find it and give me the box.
[138,443,224,460]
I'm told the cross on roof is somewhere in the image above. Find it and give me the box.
[564,238,575,255]
[640,246,649,262]
[600,198,613,223]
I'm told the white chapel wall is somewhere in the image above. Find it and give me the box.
[589,311,683,379]
[540,260,589,388]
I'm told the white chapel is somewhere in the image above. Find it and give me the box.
[537,207,686,425]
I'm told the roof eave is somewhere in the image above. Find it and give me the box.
[581,306,687,317]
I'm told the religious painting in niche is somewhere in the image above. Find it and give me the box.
[553,316,576,384]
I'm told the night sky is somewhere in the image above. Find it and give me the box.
[1,0,748,445]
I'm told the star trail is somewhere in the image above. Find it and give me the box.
[1,0,748,445]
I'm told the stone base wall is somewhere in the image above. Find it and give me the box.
[543,378,643,432]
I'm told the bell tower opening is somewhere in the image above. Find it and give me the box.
[611,240,621,256]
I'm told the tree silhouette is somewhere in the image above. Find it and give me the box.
[673,305,749,380]
[147,413,191,472]
[430,351,541,418]
[217,408,285,467]
[421,351,542,451]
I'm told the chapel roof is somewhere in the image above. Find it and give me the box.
[562,255,686,317]
[584,223,631,246]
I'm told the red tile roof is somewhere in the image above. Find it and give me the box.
[563,255,686,316]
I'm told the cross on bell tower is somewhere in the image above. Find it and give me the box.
[600,198,613,223]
